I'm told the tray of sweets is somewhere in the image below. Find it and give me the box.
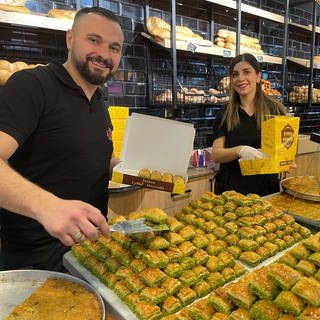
[281,176,320,202]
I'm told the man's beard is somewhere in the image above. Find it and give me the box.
[74,56,114,85]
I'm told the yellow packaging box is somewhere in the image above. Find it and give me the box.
[239,116,300,175]
[108,106,129,119]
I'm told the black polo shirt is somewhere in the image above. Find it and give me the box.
[212,106,279,196]
[0,61,113,252]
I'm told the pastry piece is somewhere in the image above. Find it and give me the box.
[142,249,169,269]
[151,170,162,181]
[227,246,242,259]
[238,239,258,251]
[115,266,133,280]
[164,232,184,246]
[273,238,287,251]
[212,205,226,216]
[113,279,132,299]
[192,265,209,281]
[130,258,147,274]
[161,296,182,314]
[248,267,279,300]
[221,267,237,282]
[224,201,238,212]
[124,273,146,293]
[291,276,320,307]
[277,252,298,268]
[138,167,151,178]
[303,233,320,251]
[192,280,211,297]
[192,234,209,248]
[143,207,168,224]
[237,216,256,227]
[233,262,247,277]
[161,277,183,295]
[146,236,170,250]
[239,251,262,267]
[206,241,224,255]
[224,221,238,234]
[255,246,270,260]
[179,269,197,286]
[262,241,279,256]
[267,263,301,290]
[125,292,142,311]
[278,315,296,320]
[0,3,30,13]
[211,194,226,205]
[299,225,312,239]
[211,313,229,320]
[238,226,258,239]
[224,211,238,221]
[251,203,265,214]
[140,267,167,287]
[192,248,209,265]
[164,247,183,263]
[173,175,185,184]
[295,259,317,276]
[176,286,197,306]
[249,300,281,320]
[296,306,320,320]
[72,244,91,263]
[235,206,254,217]
[188,299,216,319]
[130,242,145,259]
[164,262,183,278]
[213,227,229,239]
[264,221,277,233]
[229,308,250,320]
[180,256,196,270]
[274,291,305,316]
[308,251,320,266]
[206,255,224,272]
[105,257,120,273]
[207,271,225,289]
[179,225,196,240]
[166,216,184,232]
[221,190,239,201]
[162,172,173,183]
[134,300,163,320]
[218,251,235,267]
[208,291,235,314]
[178,241,197,257]
[226,281,256,309]
[141,287,168,304]
[225,233,240,246]
[232,194,253,207]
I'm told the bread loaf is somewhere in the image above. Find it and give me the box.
[0,3,29,13]
[0,59,12,71]
[47,8,77,20]
[11,61,28,72]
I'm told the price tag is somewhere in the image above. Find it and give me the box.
[187,43,197,53]
[256,55,263,63]
[223,50,231,58]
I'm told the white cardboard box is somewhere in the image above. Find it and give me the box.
[111,113,195,194]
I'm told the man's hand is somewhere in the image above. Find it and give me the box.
[36,199,110,246]
[239,146,264,160]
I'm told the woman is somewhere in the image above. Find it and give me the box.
[211,53,287,196]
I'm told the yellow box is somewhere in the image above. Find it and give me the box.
[113,140,122,153]
[108,106,129,119]
[111,118,127,130]
[240,116,300,175]
[112,129,125,141]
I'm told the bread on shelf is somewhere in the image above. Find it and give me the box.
[47,8,77,20]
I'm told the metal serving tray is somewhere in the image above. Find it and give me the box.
[281,176,320,202]
[63,252,139,320]
[0,269,105,320]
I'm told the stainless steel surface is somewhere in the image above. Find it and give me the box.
[281,176,320,202]
[63,252,139,320]
[110,218,169,234]
[0,269,105,320]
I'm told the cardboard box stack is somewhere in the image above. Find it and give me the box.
[108,106,129,159]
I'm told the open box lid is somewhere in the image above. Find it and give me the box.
[119,113,195,178]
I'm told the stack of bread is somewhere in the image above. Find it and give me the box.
[214,29,263,54]
[288,85,320,104]
[47,8,77,20]
[261,79,281,96]
[0,0,30,13]
[0,59,42,85]
[155,87,229,104]
[146,16,213,46]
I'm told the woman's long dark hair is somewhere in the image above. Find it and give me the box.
[223,53,287,132]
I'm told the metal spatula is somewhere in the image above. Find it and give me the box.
[109,218,169,234]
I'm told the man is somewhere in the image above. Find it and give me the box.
[0,7,124,271]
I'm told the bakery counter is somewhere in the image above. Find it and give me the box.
[108,167,215,218]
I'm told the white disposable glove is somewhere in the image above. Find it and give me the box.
[239,146,264,160]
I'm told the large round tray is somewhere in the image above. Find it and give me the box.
[0,269,105,320]
[281,176,320,202]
